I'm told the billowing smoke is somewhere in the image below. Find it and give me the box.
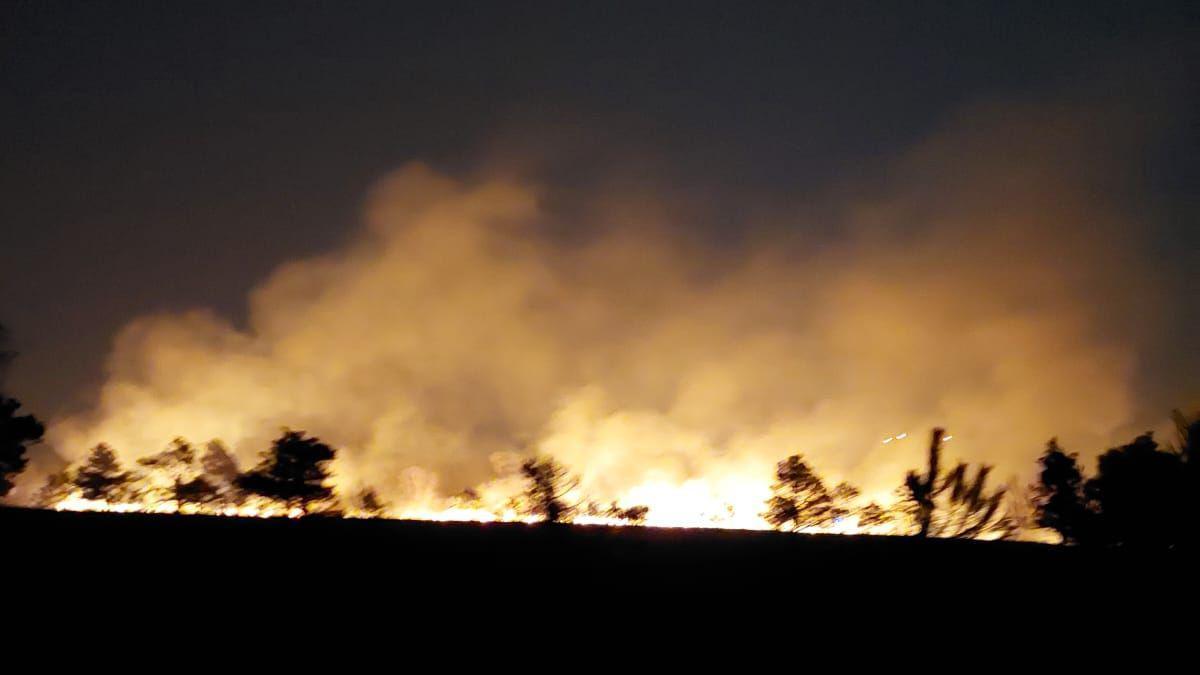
[37,92,1169,525]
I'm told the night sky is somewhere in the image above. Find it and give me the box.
[2,0,1197,426]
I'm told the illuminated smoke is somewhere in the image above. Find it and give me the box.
[34,93,1164,527]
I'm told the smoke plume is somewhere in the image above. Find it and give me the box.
[39,92,1169,525]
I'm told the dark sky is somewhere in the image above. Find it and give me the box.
[2,0,1197,419]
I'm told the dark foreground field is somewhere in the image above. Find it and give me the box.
[3,506,1188,615]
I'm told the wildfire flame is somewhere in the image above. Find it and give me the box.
[47,492,898,533]
[43,475,898,534]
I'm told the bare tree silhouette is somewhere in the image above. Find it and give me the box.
[901,429,1013,539]
[933,461,1014,539]
[904,428,943,537]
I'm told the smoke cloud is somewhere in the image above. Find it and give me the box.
[38,92,1171,525]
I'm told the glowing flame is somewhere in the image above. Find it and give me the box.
[45,494,905,535]
[51,491,306,519]
[42,479,902,535]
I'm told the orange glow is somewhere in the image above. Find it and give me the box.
[44,489,907,534]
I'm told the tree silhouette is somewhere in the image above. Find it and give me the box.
[74,444,132,501]
[856,502,893,531]
[199,441,243,506]
[454,487,483,509]
[903,428,943,537]
[1086,432,1186,548]
[173,476,220,508]
[1031,439,1093,544]
[932,461,1014,539]
[201,441,239,484]
[351,486,389,517]
[0,323,14,382]
[34,468,73,507]
[134,438,227,510]
[900,429,1013,539]
[235,430,337,514]
[586,501,650,524]
[609,503,649,524]
[1,396,44,498]
[829,481,861,523]
[520,456,578,523]
[138,437,197,471]
[0,323,45,498]
[1174,410,1199,459]
[764,454,837,531]
[1174,409,1200,536]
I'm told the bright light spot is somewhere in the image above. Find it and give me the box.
[882,437,894,444]
[944,435,953,441]
[895,432,908,440]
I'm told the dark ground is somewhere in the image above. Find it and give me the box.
[3,506,1189,623]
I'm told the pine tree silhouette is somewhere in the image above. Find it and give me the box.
[235,430,337,514]
[74,444,132,501]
